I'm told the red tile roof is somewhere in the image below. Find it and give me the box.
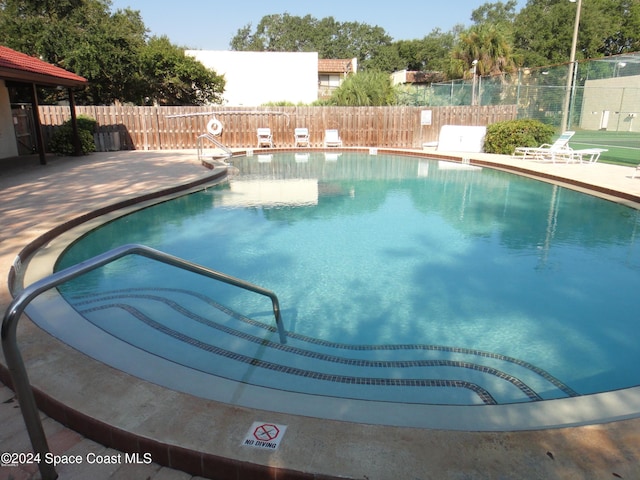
[0,45,87,87]
[318,58,355,74]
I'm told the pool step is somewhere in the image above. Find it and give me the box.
[71,288,578,406]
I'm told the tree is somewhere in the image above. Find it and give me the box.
[513,1,575,66]
[229,24,255,51]
[138,36,225,105]
[452,24,517,78]
[470,0,518,29]
[230,13,395,70]
[512,0,638,67]
[392,28,460,76]
[231,13,329,52]
[598,0,640,55]
[234,13,322,52]
[333,21,394,70]
[71,7,149,104]
[394,39,423,71]
[0,0,225,105]
[0,0,146,103]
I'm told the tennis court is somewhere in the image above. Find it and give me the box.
[570,130,639,166]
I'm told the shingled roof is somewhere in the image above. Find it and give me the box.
[318,58,356,74]
[0,45,87,87]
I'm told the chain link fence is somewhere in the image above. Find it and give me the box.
[402,52,640,165]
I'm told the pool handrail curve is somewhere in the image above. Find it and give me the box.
[1,243,287,480]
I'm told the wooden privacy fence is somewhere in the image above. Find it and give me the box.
[38,105,517,152]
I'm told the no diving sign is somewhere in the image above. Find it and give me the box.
[242,422,287,450]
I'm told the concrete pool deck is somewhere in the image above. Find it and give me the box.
[1,149,640,479]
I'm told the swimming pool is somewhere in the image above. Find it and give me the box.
[41,152,640,427]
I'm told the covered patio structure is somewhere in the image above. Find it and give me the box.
[0,45,87,164]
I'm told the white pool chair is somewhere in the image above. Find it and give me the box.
[571,148,607,164]
[513,131,575,163]
[257,128,273,148]
[324,129,343,148]
[294,128,310,147]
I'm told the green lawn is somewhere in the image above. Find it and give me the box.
[570,130,639,166]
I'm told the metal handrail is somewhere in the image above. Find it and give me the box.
[197,132,233,161]
[1,243,287,480]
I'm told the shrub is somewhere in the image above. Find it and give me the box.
[49,115,97,155]
[328,71,397,106]
[74,115,97,133]
[484,119,555,155]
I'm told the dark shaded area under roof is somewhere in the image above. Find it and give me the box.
[0,45,87,164]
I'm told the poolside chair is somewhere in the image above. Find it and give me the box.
[570,148,608,164]
[513,131,575,163]
[257,128,273,148]
[633,164,640,179]
[324,129,343,148]
[294,128,310,147]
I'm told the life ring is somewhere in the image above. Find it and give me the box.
[206,117,223,136]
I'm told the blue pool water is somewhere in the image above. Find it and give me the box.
[53,152,640,409]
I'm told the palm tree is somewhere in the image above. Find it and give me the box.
[452,24,517,79]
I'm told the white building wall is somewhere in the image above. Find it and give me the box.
[0,80,19,159]
[580,75,640,132]
[390,70,408,86]
[186,50,318,106]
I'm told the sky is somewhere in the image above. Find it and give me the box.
[109,0,528,51]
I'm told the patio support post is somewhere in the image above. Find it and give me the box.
[68,88,82,156]
[30,83,46,165]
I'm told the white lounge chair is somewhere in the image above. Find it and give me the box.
[324,129,342,148]
[570,148,607,164]
[513,131,575,163]
[257,128,273,148]
[294,128,310,147]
